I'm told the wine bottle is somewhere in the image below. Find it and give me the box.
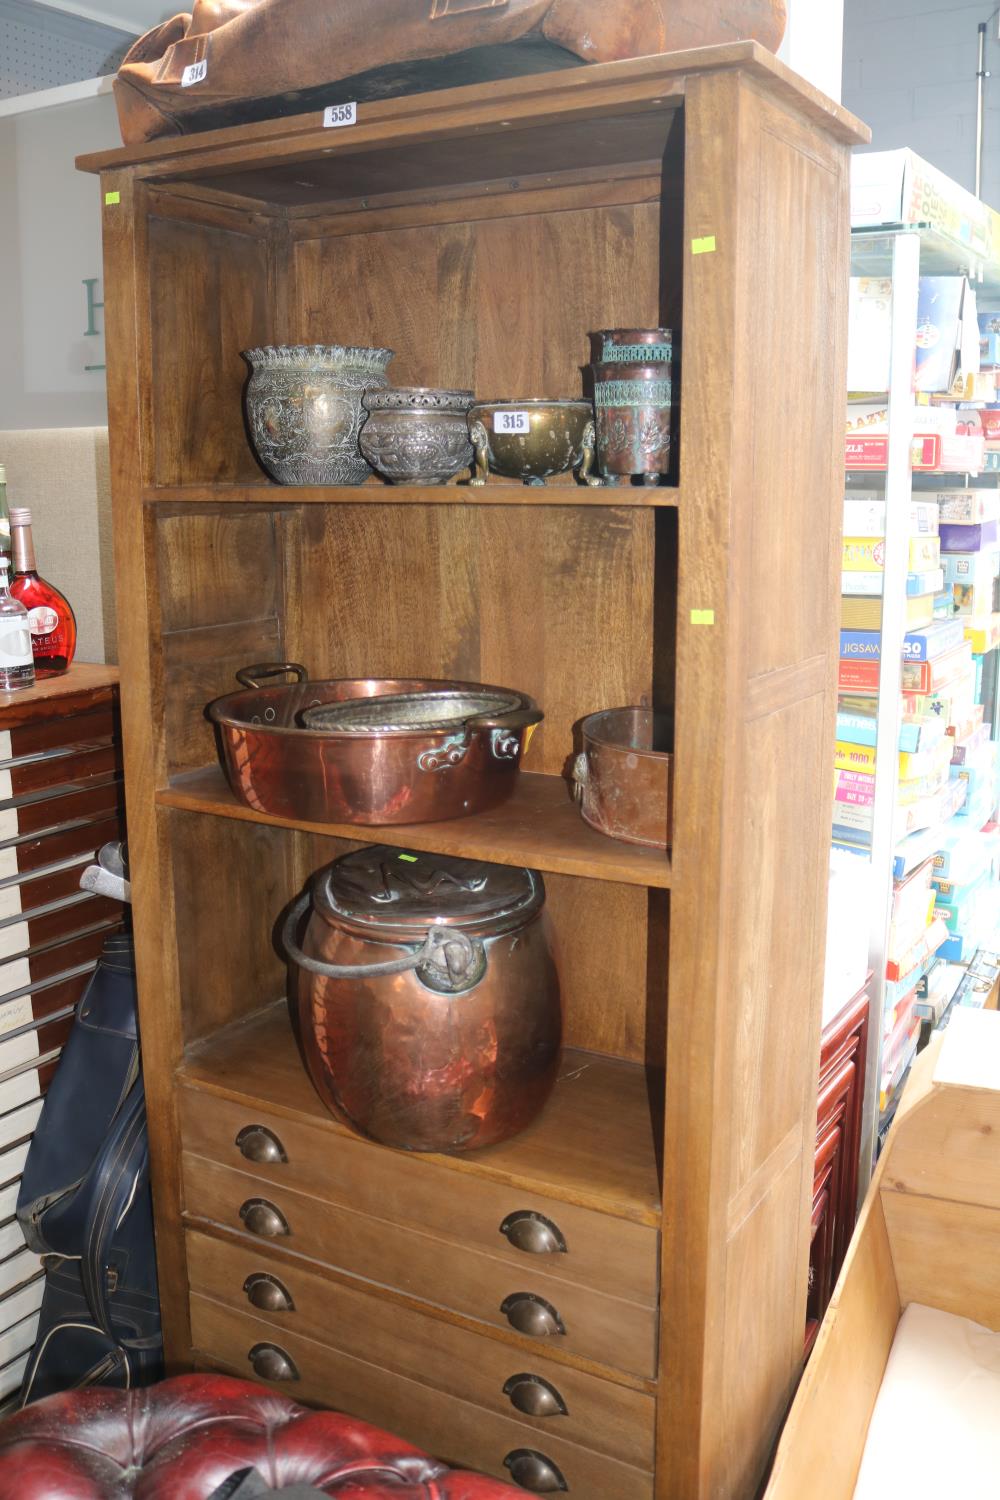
[0,466,11,564]
[9,508,77,677]
[0,557,35,692]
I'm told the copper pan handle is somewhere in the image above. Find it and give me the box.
[281,891,485,991]
[236,662,308,689]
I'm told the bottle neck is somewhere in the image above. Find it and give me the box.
[12,523,36,575]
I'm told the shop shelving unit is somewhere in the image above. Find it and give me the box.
[80,44,865,1500]
[844,222,1000,1186]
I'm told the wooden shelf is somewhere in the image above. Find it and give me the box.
[157,766,672,888]
[180,1002,663,1227]
[145,483,680,508]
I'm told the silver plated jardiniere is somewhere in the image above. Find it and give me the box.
[243,344,394,486]
[359,387,475,484]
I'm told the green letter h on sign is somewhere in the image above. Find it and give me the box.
[83,278,104,337]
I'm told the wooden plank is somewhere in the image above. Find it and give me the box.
[99,172,193,1370]
[157,766,672,888]
[882,1192,1000,1333]
[180,1005,663,1227]
[658,71,850,1500]
[77,44,867,179]
[144,482,681,507]
[763,1191,899,1500]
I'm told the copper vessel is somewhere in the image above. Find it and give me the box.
[468,399,599,486]
[591,361,672,485]
[592,327,673,365]
[208,665,542,826]
[573,707,673,849]
[284,847,561,1152]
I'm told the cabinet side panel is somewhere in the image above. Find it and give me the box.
[148,218,272,486]
[661,74,848,1500]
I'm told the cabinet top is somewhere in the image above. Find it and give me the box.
[78,41,868,184]
[0,662,119,728]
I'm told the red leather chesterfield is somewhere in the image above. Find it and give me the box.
[0,1374,520,1498]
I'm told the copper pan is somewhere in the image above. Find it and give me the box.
[573,706,672,849]
[207,663,542,826]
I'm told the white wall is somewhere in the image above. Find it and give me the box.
[0,85,118,429]
[779,0,845,103]
[843,0,1000,213]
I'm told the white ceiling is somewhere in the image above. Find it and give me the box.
[35,0,173,34]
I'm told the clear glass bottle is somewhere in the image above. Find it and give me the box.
[0,466,11,566]
[0,557,35,692]
[9,508,76,677]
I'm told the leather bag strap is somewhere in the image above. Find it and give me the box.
[79,1080,149,1342]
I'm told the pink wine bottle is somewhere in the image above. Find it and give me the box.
[9,508,77,677]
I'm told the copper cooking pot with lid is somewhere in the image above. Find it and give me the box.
[283,845,561,1153]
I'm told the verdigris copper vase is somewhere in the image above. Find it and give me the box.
[243,344,394,486]
[592,361,672,486]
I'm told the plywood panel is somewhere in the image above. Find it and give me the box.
[882,1192,1000,1333]
[158,511,279,632]
[149,217,272,486]
[169,809,293,1045]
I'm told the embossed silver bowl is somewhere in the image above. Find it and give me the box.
[243,344,394,487]
[359,387,475,485]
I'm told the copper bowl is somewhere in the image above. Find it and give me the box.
[208,664,542,826]
[573,706,673,849]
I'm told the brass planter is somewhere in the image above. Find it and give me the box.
[468,399,598,486]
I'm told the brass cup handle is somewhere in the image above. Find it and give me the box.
[236,1124,288,1165]
[236,662,308,689]
[244,1272,295,1313]
[240,1198,290,1239]
[503,1373,568,1418]
[248,1341,299,1382]
[500,1293,565,1338]
[503,1449,569,1492]
[500,1211,567,1256]
[570,752,588,805]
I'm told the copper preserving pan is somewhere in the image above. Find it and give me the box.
[207,664,542,826]
[573,706,673,849]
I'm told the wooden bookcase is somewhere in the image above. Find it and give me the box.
[80,43,866,1500]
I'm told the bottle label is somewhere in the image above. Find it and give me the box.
[0,622,33,667]
[27,607,59,638]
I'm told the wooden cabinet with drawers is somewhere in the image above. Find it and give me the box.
[0,664,126,1408]
[82,46,864,1500]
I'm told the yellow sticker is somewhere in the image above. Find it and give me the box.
[523,724,538,754]
[691,235,716,255]
[691,609,715,625]
[104,191,120,205]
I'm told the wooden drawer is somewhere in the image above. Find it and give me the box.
[0,779,122,839]
[186,1230,655,1469]
[1,814,121,877]
[183,1153,657,1379]
[3,706,117,760]
[190,1294,654,1500]
[178,1085,658,1307]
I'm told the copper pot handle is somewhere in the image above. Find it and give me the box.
[281,891,486,991]
[236,662,308,689]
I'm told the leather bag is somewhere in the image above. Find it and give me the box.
[15,932,162,1404]
[114,0,788,144]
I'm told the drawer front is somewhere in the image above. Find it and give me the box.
[190,1294,654,1500]
[186,1230,655,1469]
[1,814,121,878]
[179,1087,658,1307]
[183,1154,657,1379]
[1,779,123,840]
[5,706,117,760]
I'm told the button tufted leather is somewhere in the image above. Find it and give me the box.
[0,1373,520,1498]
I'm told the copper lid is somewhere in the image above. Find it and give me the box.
[315,846,543,940]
